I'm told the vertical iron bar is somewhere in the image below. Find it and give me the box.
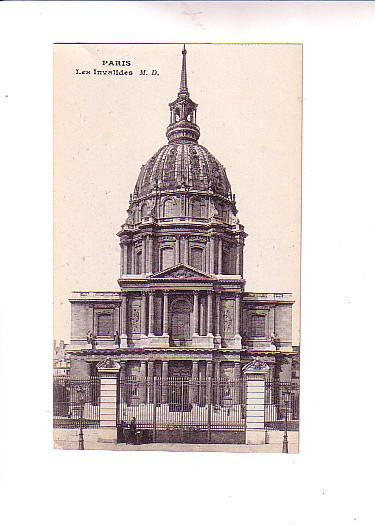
[207,377,212,443]
[153,376,157,442]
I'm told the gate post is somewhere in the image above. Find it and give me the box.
[97,357,121,443]
[242,360,269,445]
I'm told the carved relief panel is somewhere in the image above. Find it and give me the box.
[221,299,235,337]
[128,298,141,334]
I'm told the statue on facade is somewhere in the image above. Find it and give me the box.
[86,330,97,349]
[114,330,121,347]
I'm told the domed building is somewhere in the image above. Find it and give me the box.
[66,46,295,391]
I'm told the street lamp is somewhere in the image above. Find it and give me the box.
[282,387,290,454]
[77,385,86,450]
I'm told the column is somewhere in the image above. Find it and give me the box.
[142,236,147,274]
[147,361,154,403]
[139,360,147,403]
[163,292,169,337]
[209,235,215,274]
[243,361,269,445]
[120,293,128,348]
[148,291,155,336]
[215,293,221,337]
[131,244,135,274]
[184,236,189,265]
[235,240,241,275]
[147,235,153,274]
[123,243,128,275]
[97,358,121,443]
[161,361,168,404]
[120,244,124,275]
[175,236,180,265]
[217,237,222,274]
[207,291,213,335]
[199,297,205,336]
[189,360,199,405]
[141,292,147,336]
[193,291,199,336]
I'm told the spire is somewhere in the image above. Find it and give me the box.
[166,44,200,144]
[179,44,189,96]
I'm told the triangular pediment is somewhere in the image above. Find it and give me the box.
[150,264,213,280]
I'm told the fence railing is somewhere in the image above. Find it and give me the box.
[53,376,100,428]
[53,375,299,433]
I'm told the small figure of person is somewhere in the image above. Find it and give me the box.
[129,417,137,445]
[114,330,121,347]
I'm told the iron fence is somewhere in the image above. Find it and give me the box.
[53,375,299,435]
[265,381,299,431]
[53,376,100,428]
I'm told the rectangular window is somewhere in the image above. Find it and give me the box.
[97,313,113,337]
[251,315,266,338]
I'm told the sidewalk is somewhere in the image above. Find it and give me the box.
[53,429,298,453]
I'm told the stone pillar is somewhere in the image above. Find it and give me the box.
[209,235,215,274]
[123,243,128,275]
[147,235,153,273]
[175,236,180,265]
[141,292,147,337]
[120,244,124,275]
[242,360,269,445]
[189,360,199,405]
[120,293,128,348]
[184,236,189,265]
[235,240,241,275]
[131,244,135,274]
[163,292,169,337]
[161,360,168,404]
[142,236,147,274]
[139,360,147,403]
[234,293,242,349]
[97,358,121,443]
[207,291,213,335]
[148,291,155,336]
[193,291,199,336]
[217,237,222,274]
[199,297,205,336]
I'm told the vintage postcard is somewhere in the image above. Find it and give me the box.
[53,43,301,452]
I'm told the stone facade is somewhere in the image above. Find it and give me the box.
[65,46,297,382]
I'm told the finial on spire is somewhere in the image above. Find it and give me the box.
[179,44,189,96]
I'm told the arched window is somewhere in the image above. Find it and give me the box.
[222,248,232,274]
[135,251,142,274]
[191,198,204,218]
[163,198,176,218]
[141,202,149,218]
[191,247,204,271]
[161,247,174,270]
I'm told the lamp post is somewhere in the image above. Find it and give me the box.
[77,385,86,450]
[282,387,290,454]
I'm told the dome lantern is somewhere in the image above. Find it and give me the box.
[166,45,200,144]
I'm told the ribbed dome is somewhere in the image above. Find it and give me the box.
[133,143,232,200]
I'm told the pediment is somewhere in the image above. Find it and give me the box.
[150,264,213,280]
